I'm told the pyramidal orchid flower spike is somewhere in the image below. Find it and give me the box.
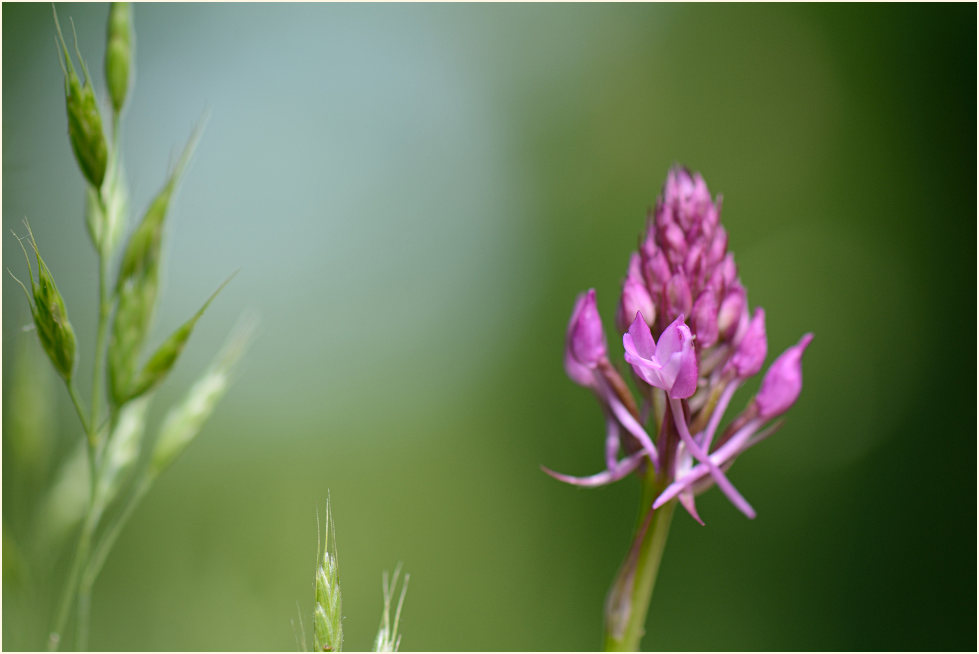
[544,167,813,651]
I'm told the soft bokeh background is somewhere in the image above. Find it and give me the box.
[3,3,975,651]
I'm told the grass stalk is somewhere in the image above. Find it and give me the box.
[47,504,98,651]
[83,475,151,592]
[90,244,111,450]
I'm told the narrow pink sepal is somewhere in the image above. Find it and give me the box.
[678,489,705,526]
[541,450,646,488]
[669,398,755,519]
[600,380,660,471]
[653,417,765,510]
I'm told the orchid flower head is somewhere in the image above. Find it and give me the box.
[548,166,811,526]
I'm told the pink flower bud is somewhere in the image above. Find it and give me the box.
[716,285,745,341]
[642,248,671,296]
[665,273,692,320]
[662,222,687,263]
[706,224,728,268]
[639,218,657,259]
[691,289,719,348]
[683,239,705,281]
[663,168,714,232]
[702,196,721,235]
[721,252,738,288]
[728,308,767,378]
[616,254,656,333]
[754,333,813,419]
[662,167,692,205]
[565,289,607,387]
[706,263,727,297]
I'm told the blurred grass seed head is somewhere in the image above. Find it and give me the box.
[105,2,133,116]
[9,224,78,382]
[53,8,108,190]
[108,126,202,405]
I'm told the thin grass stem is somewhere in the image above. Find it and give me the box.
[83,475,151,590]
[66,381,92,443]
[90,245,111,451]
[66,380,98,502]
[47,506,98,651]
[76,583,91,651]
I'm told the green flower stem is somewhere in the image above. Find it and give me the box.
[603,469,677,652]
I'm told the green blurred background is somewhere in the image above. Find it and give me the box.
[3,3,975,651]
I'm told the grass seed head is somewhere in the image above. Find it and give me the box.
[54,8,108,189]
[126,275,234,402]
[108,126,202,405]
[373,564,409,652]
[313,497,343,652]
[149,316,254,476]
[10,224,78,381]
[105,3,134,115]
